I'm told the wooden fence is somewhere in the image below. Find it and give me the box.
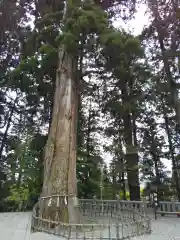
[79,199,180,217]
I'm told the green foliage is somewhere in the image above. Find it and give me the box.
[58,2,109,53]
[61,32,79,52]
[1,0,180,208]
[120,190,130,200]
[7,185,29,203]
[100,30,123,46]
[39,43,57,55]
[119,188,144,200]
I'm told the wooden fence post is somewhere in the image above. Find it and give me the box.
[142,197,147,217]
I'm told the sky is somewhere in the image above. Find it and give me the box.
[113,3,149,36]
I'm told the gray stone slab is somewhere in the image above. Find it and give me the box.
[30,232,64,240]
[0,212,180,240]
[0,212,31,240]
[133,216,180,240]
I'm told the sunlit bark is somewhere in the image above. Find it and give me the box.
[40,46,79,223]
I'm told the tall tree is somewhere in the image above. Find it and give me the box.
[142,0,180,199]
[38,0,119,222]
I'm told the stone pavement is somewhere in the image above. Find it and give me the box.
[0,212,180,240]
[0,212,31,240]
[133,216,180,240]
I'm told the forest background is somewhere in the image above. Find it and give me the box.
[0,0,180,211]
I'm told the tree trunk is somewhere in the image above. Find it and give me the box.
[121,83,140,200]
[126,149,140,200]
[148,0,180,127]
[0,97,17,159]
[161,97,180,201]
[112,164,116,199]
[150,140,161,200]
[121,171,126,200]
[41,47,79,223]
[117,129,126,200]
[84,99,92,198]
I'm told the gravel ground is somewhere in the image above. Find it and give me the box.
[1,212,180,240]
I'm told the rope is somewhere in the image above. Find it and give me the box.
[40,194,75,200]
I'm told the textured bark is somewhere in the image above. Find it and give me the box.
[150,134,161,200]
[161,98,180,201]
[121,82,140,201]
[0,97,17,159]
[148,0,180,127]
[41,47,79,223]
[148,0,180,200]
[121,170,126,200]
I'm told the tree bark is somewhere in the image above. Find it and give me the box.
[161,97,180,201]
[0,97,17,159]
[150,136,161,200]
[41,46,79,223]
[121,82,140,200]
[117,128,126,200]
[84,99,92,198]
[148,0,180,128]
[112,162,116,200]
[121,170,126,200]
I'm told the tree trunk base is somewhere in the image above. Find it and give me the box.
[37,196,80,230]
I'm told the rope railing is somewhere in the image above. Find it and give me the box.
[30,196,151,239]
